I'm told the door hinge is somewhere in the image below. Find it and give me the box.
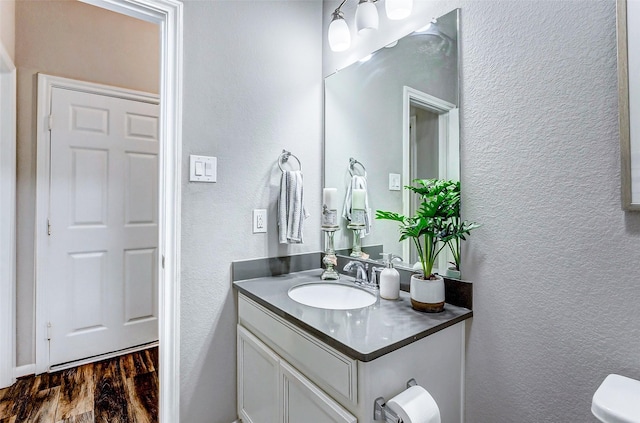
[47,219,51,236]
[46,322,52,341]
[47,115,53,131]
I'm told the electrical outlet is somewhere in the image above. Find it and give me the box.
[253,209,267,233]
[389,173,401,191]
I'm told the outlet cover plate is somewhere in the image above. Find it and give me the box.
[389,173,401,191]
[253,209,267,233]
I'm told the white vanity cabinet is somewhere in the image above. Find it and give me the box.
[238,325,356,423]
[237,293,466,423]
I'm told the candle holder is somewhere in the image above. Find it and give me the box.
[347,223,365,258]
[321,227,340,280]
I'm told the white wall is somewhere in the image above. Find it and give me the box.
[14,0,159,366]
[180,1,322,421]
[325,0,640,421]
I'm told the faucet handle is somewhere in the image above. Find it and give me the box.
[370,266,384,287]
[359,262,369,284]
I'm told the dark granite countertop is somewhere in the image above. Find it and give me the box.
[233,269,473,362]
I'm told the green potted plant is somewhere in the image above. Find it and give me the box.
[376,179,454,312]
[440,181,481,279]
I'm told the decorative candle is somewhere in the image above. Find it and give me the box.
[350,188,366,226]
[322,187,339,228]
[352,189,366,210]
[323,188,338,210]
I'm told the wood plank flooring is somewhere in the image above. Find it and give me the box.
[0,347,158,423]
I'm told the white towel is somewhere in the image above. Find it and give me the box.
[341,175,371,237]
[278,170,309,244]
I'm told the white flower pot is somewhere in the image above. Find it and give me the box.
[410,274,445,313]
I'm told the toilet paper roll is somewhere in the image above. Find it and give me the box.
[386,385,441,423]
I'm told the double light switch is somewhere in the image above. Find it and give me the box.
[190,155,217,182]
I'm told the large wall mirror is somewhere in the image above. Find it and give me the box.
[323,8,460,271]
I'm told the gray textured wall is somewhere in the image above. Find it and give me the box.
[180,1,322,421]
[325,0,640,421]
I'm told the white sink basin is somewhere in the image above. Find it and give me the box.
[288,282,377,310]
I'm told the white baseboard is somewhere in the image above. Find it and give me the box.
[14,363,35,378]
[14,341,159,379]
[50,340,159,373]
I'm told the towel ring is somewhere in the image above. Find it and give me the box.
[349,157,366,177]
[278,149,302,172]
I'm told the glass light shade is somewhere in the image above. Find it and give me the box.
[385,0,413,20]
[328,16,351,52]
[356,1,379,34]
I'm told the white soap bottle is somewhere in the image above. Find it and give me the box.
[379,253,400,300]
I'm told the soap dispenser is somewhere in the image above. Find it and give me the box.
[379,253,400,300]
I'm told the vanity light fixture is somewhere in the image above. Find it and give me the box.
[329,5,351,52]
[328,0,413,52]
[385,0,413,20]
[355,0,379,34]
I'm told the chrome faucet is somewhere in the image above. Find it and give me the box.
[342,260,369,285]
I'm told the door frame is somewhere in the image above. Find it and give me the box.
[34,0,183,421]
[0,41,17,390]
[35,74,160,372]
[402,86,458,268]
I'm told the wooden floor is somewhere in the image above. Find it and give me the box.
[0,347,158,423]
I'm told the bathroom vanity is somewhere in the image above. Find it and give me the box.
[233,268,472,423]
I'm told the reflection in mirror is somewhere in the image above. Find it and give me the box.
[324,9,460,271]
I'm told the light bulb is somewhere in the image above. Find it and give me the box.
[385,0,413,20]
[328,11,351,52]
[355,0,379,34]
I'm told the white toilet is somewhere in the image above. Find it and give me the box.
[592,374,640,423]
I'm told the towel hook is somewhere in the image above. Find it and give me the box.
[278,149,302,172]
[349,157,367,177]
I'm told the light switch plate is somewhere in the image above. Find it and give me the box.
[190,155,217,182]
[389,173,401,191]
[253,209,267,233]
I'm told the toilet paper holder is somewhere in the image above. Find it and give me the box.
[373,378,418,422]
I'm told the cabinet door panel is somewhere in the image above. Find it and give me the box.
[239,295,357,404]
[238,325,280,423]
[281,361,356,423]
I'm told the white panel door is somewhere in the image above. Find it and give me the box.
[46,86,159,367]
